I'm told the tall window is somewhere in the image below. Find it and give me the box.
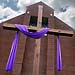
[42,17,48,27]
[29,16,37,26]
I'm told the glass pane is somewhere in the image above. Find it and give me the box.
[29,16,37,26]
[42,17,48,27]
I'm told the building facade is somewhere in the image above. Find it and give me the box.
[0,2,75,75]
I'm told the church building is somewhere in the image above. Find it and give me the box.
[0,1,75,75]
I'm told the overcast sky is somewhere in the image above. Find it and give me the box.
[0,0,75,29]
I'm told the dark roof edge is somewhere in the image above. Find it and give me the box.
[0,13,25,24]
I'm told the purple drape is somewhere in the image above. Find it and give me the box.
[6,24,49,71]
[6,31,19,71]
[57,36,62,71]
[16,24,49,39]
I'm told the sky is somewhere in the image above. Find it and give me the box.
[0,0,75,29]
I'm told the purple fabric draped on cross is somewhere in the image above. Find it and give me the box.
[5,24,49,71]
[16,24,49,39]
[5,31,19,71]
[5,24,62,71]
[57,36,62,71]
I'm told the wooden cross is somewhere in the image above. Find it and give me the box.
[33,5,43,75]
[3,5,73,75]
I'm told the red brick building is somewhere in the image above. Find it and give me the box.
[0,1,75,75]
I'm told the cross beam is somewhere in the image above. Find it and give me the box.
[3,23,73,36]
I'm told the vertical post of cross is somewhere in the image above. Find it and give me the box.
[37,5,43,28]
[33,5,43,75]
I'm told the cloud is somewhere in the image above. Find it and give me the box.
[0,5,19,23]
[50,0,75,28]
[17,0,43,11]
[17,0,30,11]
[7,0,9,2]
[0,0,19,11]
[55,7,75,28]
[17,0,75,29]
[0,0,75,29]
[50,0,75,11]
[0,5,4,19]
